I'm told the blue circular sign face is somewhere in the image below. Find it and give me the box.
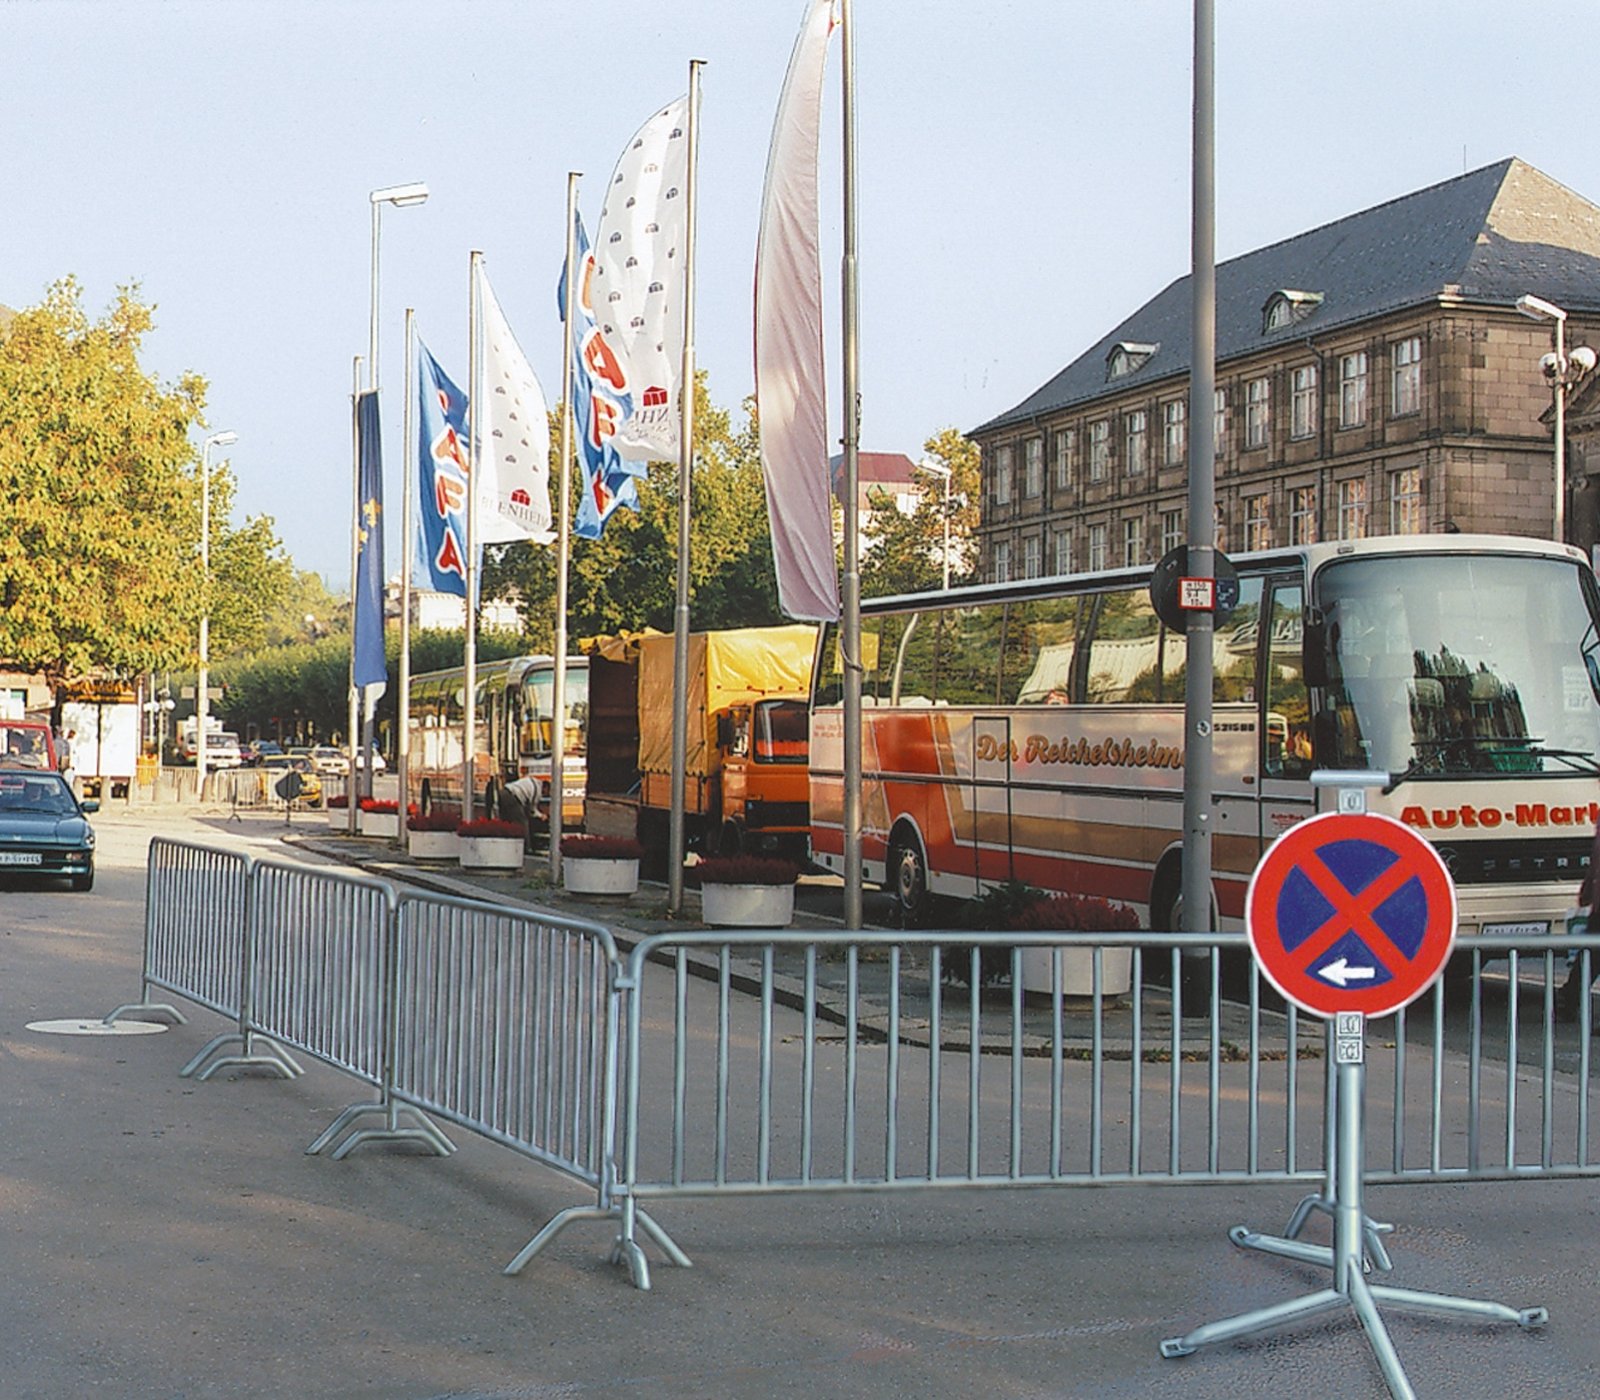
[1246,811,1457,1018]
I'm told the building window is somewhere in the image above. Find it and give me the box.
[1161,509,1183,556]
[1123,516,1145,567]
[1024,437,1044,498]
[1088,420,1110,482]
[1088,523,1107,572]
[1245,377,1271,449]
[1389,467,1422,534]
[992,538,1012,583]
[1244,493,1272,551]
[1391,336,1421,417]
[1124,410,1147,476]
[1339,351,1368,428]
[1289,485,1318,545]
[1163,399,1186,467]
[1022,534,1042,579]
[1053,428,1075,489]
[1338,479,1368,540]
[1290,364,1318,440]
[992,445,1013,505]
[1107,340,1157,379]
[1214,388,1228,461]
[1053,529,1073,576]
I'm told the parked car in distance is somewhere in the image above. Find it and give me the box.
[243,740,284,767]
[309,746,348,776]
[0,720,58,772]
[0,769,97,890]
[260,753,322,803]
[206,732,244,770]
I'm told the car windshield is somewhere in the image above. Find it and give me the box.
[1313,551,1600,779]
[0,776,76,814]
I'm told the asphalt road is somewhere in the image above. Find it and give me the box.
[3,802,1598,1398]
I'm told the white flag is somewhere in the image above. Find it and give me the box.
[755,0,841,622]
[592,96,690,465]
[476,267,554,545]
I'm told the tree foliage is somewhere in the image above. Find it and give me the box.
[860,426,981,598]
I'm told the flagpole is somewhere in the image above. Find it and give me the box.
[550,173,581,884]
[347,354,363,834]
[398,307,416,837]
[840,0,863,930]
[667,61,704,917]
[464,252,482,823]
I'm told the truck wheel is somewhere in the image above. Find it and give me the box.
[888,831,931,929]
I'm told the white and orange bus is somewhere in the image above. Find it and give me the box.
[810,534,1600,944]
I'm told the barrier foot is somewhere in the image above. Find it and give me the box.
[633,1207,693,1271]
[179,1032,242,1078]
[504,1205,619,1277]
[1160,1287,1344,1358]
[1231,1204,1394,1274]
[308,1102,456,1158]
[330,1124,455,1160]
[187,1034,302,1082]
[1368,1283,1549,1330]
[102,1000,187,1027]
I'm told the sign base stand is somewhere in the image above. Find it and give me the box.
[1161,1025,1546,1399]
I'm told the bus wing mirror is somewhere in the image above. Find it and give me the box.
[1303,611,1329,688]
[1586,650,1600,707]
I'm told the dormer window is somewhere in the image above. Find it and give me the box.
[1263,289,1324,333]
[1106,340,1158,380]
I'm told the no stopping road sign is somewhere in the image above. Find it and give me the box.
[1246,810,1457,1018]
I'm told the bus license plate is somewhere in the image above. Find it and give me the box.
[0,852,42,866]
[1481,921,1551,938]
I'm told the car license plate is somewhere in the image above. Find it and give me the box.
[0,852,42,866]
[1481,921,1551,938]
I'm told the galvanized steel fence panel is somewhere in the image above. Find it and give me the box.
[135,837,253,1021]
[391,893,621,1187]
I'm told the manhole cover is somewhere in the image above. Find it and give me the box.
[26,1018,168,1037]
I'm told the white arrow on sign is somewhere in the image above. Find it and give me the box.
[1319,956,1377,987]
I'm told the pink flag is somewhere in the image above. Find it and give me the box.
[755,0,840,622]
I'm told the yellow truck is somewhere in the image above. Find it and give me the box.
[582,624,816,870]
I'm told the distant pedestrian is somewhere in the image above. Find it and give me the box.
[56,728,76,797]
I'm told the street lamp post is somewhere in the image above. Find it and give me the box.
[357,182,429,804]
[916,458,954,589]
[195,429,237,798]
[1516,293,1597,542]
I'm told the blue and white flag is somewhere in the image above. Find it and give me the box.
[352,389,388,690]
[415,336,469,596]
[561,211,641,539]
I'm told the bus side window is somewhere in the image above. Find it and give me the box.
[1263,581,1312,779]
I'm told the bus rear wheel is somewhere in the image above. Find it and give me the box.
[888,831,931,929]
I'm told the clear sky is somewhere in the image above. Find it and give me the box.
[4,0,1595,590]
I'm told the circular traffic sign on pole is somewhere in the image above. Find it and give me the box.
[1246,810,1457,1018]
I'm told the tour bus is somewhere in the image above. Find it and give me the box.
[809,534,1600,950]
[406,655,589,828]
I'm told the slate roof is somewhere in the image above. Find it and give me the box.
[977,158,1600,435]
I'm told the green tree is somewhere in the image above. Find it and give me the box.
[205,469,298,657]
[0,279,207,689]
[861,427,980,598]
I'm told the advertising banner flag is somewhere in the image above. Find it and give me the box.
[562,211,641,539]
[415,336,469,597]
[755,0,841,621]
[475,266,555,545]
[592,95,690,466]
[353,389,388,690]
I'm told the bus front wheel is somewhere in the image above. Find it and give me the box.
[888,831,931,929]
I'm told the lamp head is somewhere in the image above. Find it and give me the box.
[371,181,430,208]
[1517,293,1566,323]
[206,430,238,449]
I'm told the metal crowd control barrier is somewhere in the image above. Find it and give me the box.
[518,925,1600,1289]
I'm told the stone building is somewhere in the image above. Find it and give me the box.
[971,158,1600,579]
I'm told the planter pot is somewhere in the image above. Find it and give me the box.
[701,881,795,929]
[359,811,400,839]
[1020,945,1133,997]
[564,856,640,896]
[327,807,352,831]
[407,829,460,862]
[458,835,525,871]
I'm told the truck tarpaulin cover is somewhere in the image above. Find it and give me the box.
[636,625,817,779]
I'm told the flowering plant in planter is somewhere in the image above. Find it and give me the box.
[407,808,462,833]
[360,798,400,814]
[456,817,525,839]
[948,881,1140,991]
[687,855,800,888]
[560,834,645,860]
[327,793,349,809]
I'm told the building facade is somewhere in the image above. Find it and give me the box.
[972,159,1600,579]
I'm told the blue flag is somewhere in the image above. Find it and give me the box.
[415,336,469,597]
[561,211,641,539]
[353,390,387,690]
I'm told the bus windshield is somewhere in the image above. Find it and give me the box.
[521,668,589,758]
[1313,551,1600,781]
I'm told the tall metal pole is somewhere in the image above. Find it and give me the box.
[398,307,416,836]
[369,200,382,392]
[464,252,482,823]
[357,201,384,800]
[840,0,863,930]
[1181,0,1217,940]
[550,172,581,884]
[668,60,704,917]
[1555,316,1568,542]
[347,355,362,833]
[196,439,211,798]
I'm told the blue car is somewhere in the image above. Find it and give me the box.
[0,770,97,891]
